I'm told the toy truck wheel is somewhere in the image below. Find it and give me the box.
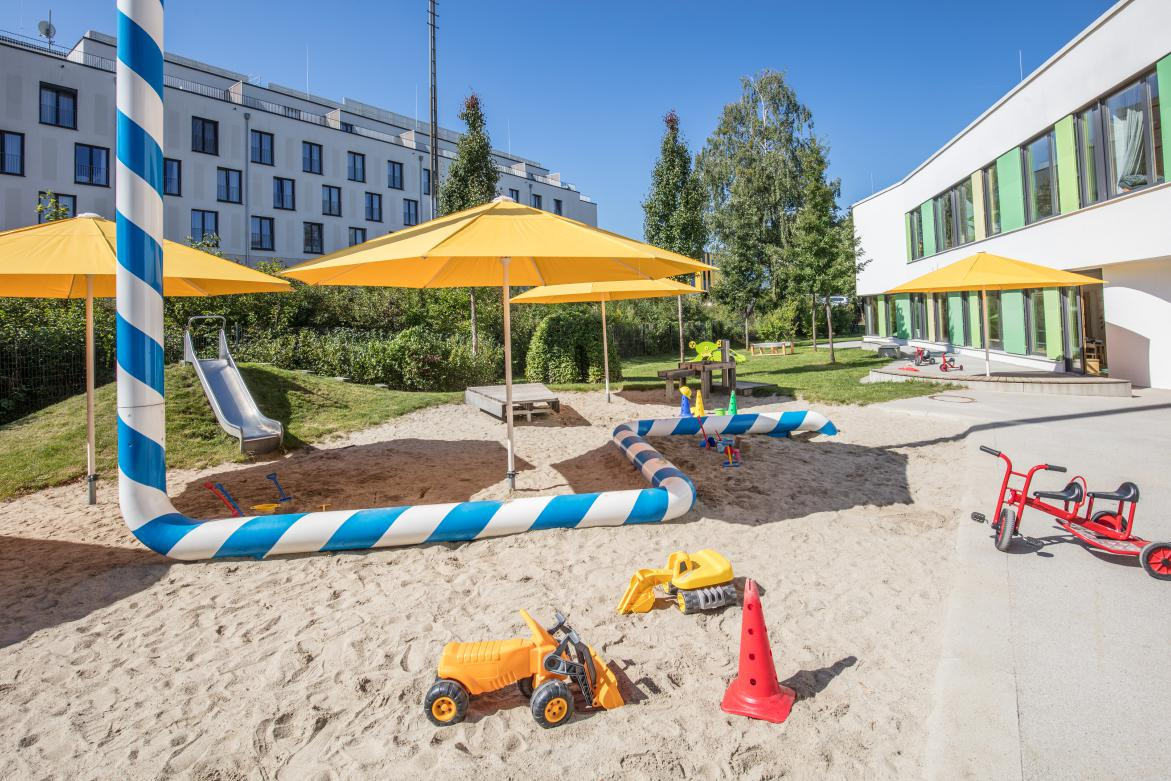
[530,680,575,728]
[424,679,469,727]
[1139,542,1171,581]
[516,676,535,699]
[995,508,1016,552]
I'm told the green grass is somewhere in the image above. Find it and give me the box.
[0,363,457,501]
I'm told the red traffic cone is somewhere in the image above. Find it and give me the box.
[720,579,796,723]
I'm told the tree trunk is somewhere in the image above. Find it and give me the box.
[677,295,685,364]
[744,316,750,350]
[825,301,836,364]
[469,290,478,356]
[810,295,818,351]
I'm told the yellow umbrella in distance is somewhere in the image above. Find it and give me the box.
[511,278,704,402]
[0,214,291,504]
[885,252,1104,376]
[284,197,715,489]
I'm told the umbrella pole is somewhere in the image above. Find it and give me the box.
[85,275,97,505]
[601,300,610,403]
[501,258,516,491]
[982,287,991,377]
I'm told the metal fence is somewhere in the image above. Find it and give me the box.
[0,328,115,425]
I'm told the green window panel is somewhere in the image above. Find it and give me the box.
[1054,116,1079,214]
[877,294,888,336]
[947,292,964,343]
[996,150,1026,232]
[968,292,984,348]
[1001,290,1027,354]
[1159,55,1171,180]
[1043,287,1064,360]
[905,213,912,261]
[894,294,912,339]
[920,202,937,256]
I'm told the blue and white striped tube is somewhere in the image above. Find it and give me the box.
[113,2,839,561]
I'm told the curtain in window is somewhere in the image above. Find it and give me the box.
[1109,84,1147,192]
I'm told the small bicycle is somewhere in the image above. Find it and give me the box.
[972,446,1171,580]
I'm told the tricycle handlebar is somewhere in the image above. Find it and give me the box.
[979,446,1001,457]
[1045,464,1067,473]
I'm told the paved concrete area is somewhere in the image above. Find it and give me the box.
[869,356,1132,396]
[880,388,1171,780]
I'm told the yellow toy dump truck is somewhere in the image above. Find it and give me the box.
[424,610,623,729]
[617,549,739,614]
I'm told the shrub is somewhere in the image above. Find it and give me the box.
[525,309,621,384]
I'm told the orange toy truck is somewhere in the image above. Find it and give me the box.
[424,610,624,729]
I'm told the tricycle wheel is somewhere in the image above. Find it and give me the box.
[424,679,469,727]
[995,508,1016,552]
[1139,542,1171,581]
[516,676,535,699]
[530,679,575,728]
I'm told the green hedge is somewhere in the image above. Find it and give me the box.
[525,309,621,384]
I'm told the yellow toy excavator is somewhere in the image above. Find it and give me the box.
[617,550,738,614]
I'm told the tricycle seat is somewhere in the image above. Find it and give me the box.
[1033,481,1084,504]
[1087,481,1139,503]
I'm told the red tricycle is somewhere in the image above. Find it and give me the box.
[972,446,1171,580]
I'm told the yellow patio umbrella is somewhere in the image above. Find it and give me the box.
[284,197,714,489]
[0,214,291,504]
[886,252,1104,376]
[511,278,703,402]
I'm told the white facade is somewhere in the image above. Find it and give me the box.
[853,0,1171,389]
[0,30,597,263]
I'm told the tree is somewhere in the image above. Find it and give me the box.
[642,110,707,361]
[35,191,72,222]
[696,70,814,348]
[439,92,500,356]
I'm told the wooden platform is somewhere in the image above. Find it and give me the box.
[465,383,561,422]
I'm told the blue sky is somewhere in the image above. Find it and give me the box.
[7,0,1113,239]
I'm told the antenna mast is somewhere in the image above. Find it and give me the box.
[428,0,439,219]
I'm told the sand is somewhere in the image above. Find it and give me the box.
[0,389,970,780]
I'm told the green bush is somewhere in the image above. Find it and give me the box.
[525,309,621,384]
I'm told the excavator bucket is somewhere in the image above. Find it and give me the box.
[616,568,671,614]
[587,646,625,710]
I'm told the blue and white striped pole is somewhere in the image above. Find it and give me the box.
[114,1,838,560]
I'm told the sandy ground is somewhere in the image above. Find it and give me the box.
[0,389,969,780]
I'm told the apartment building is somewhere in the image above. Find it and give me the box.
[0,29,597,264]
[853,0,1170,389]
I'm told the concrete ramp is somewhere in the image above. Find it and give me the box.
[183,317,283,454]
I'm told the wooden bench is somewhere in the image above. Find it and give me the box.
[465,383,561,422]
[656,368,698,401]
[749,341,794,356]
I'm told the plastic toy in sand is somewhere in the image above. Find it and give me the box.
[204,482,243,517]
[424,610,623,729]
[721,579,796,723]
[721,441,742,468]
[617,550,739,614]
[266,472,293,502]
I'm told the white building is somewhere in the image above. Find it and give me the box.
[0,29,597,263]
[853,0,1170,389]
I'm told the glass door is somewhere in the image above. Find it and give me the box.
[1062,287,1084,373]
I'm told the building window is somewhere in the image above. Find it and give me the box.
[347,151,366,182]
[553,198,563,216]
[387,160,404,189]
[907,209,924,260]
[932,191,954,251]
[986,291,1003,351]
[862,297,878,336]
[365,192,382,222]
[273,177,295,210]
[1,130,25,176]
[1023,130,1057,223]
[403,198,419,226]
[39,83,77,129]
[37,191,76,222]
[250,130,274,165]
[74,143,110,186]
[960,293,973,346]
[192,116,219,155]
[348,227,367,246]
[982,163,1001,236]
[530,193,543,210]
[191,209,219,242]
[1077,105,1104,207]
[1102,74,1162,196]
[304,222,324,254]
[217,168,242,203]
[910,293,927,340]
[885,296,898,338]
[322,185,342,216]
[163,158,182,196]
[955,178,975,244]
[251,216,275,251]
[1024,289,1047,357]
[423,167,431,195]
[508,188,520,202]
[303,141,323,174]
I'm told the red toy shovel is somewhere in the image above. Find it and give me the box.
[720,578,796,723]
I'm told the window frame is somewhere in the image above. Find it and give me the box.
[251,215,275,251]
[423,167,431,195]
[530,193,543,210]
[1024,288,1048,357]
[403,198,419,226]
[348,226,367,246]
[347,151,366,183]
[39,82,78,130]
[1022,128,1058,225]
[303,221,325,254]
[508,187,520,202]
[273,177,296,210]
[365,191,383,222]
[553,198,563,216]
[907,208,924,260]
[192,116,219,155]
[250,129,275,166]
[37,191,77,222]
[986,290,1004,351]
[387,160,404,190]
[302,141,323,174]
[74,143,110,187]
[216,167,243,204]
[163,157,182,196]
[0,130,26,176]
[982,163,1001,236]
[191,209,219,242]
[322,185,342,217]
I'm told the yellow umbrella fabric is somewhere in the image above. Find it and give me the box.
[0,214,290,504]
[283,197,715,489]
[512,278,704,402]
[884,251,1104,376]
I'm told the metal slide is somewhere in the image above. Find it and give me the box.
[183,316,283,454]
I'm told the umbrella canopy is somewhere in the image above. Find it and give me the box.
[283,197,714,489]
[0,214,290,505]
[0,214,292,297]
[886,252,1104,294]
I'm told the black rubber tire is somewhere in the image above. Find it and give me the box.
[516,676,535,699]
[530,679,575,729]
[1139,542,1171,581]
[424,679,469,727]
[995,507,1016,552]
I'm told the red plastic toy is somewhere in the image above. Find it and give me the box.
[720,579,796,723]
[938,354,964,372]
[912,346,936,366]
[972,446,1171,580]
